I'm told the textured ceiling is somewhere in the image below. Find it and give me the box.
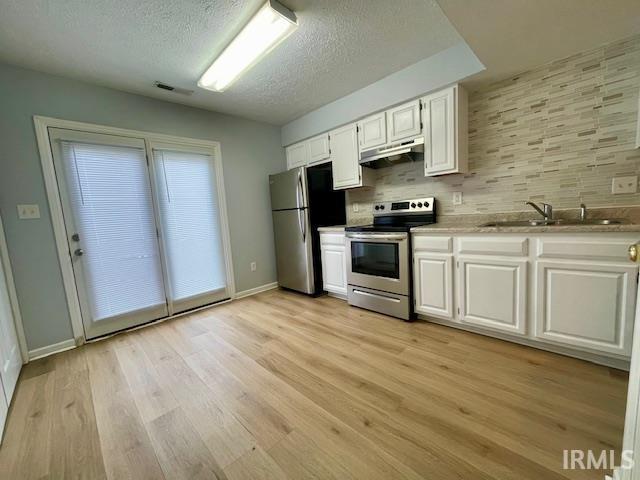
[0,0,462,125]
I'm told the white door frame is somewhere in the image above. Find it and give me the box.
[0,215,28,363]
[616,280,640,479]
[33,115,236,345]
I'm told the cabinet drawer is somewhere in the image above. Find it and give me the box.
[459,237,528,256]
[538,238,633,262]
[320,233,345,246]
[413,235,452,253]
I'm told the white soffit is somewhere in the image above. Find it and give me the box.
[281,42,484,146]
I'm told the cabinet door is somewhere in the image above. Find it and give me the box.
[535,261,636,356]
[321,245,347,295]
[358,112,387,151]
[423,86,456,175]
[459,257,527,335]
[308,134,330,164]
[414,253,453,319]
[386,100,421,143]
[286,142,309,170]
[330,124,362,190]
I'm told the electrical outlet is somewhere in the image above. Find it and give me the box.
[452,192,463,205]
[17,204,40,219]
[612,176,637,194]
[250,261,257,272]
[352,202,359,213]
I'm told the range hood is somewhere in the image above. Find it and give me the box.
[359,137,424,169]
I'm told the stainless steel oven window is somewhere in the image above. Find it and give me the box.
[350,241,399,279]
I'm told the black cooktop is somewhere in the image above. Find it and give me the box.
[346,197,437,233]
[345,224,426,233]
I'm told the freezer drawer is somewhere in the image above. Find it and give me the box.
[272,209,314,294]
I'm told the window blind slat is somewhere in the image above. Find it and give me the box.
[153,148,227,303]
[61,141,167,321]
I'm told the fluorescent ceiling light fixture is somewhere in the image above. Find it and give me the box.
[198,0,298,92]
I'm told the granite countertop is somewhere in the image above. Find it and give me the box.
[319,208,640,234]
[318,225,346,232]
[410,223,640,234]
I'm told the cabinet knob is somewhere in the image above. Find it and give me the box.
[629,244,639,263]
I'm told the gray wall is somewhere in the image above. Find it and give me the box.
[0,62,285,351]
[280,43,484,146]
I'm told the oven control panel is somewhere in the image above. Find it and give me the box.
[373,197,435,215]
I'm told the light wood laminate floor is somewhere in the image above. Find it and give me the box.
[0,289,628,479]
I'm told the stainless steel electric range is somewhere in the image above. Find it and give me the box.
[345,197,436,320]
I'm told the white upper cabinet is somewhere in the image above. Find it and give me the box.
[285,142,309,170]
[422,85,468,176]
[330,123,364,190]
[386,100,422,143]
[308,133,330,164]
[358,112,387,151]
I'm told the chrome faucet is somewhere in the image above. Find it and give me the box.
[525,201,553,220]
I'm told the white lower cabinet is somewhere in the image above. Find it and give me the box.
[412,232,639,364]
[414,253,454,319]
[320,232,347,296]
[458,257,527,335]
[535,260,636,356]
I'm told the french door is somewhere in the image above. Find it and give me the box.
[49,128,230,339]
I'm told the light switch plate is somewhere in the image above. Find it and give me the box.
[452,192,463,205]
[17,204,40,219]
[612,176,637,194]
[250,261,257,272]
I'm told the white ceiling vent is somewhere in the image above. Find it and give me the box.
[154,82,193,96]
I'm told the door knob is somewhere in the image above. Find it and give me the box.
[629,244,639,263]
[74,248,84,257]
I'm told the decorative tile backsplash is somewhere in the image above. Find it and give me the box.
[347,34,640,223]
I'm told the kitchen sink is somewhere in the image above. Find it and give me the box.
[479,219,623,227]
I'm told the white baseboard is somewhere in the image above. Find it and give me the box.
[234,282,279,299]
[28,338,76,361]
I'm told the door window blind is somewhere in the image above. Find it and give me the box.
[153,148,227,303]
[60,141,167,321]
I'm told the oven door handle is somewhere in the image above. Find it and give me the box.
[346,233,407,241]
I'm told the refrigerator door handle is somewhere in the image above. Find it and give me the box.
[297,169,304,208]
[298,208,306,242]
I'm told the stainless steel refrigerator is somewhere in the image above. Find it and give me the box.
[269,164,345,294]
